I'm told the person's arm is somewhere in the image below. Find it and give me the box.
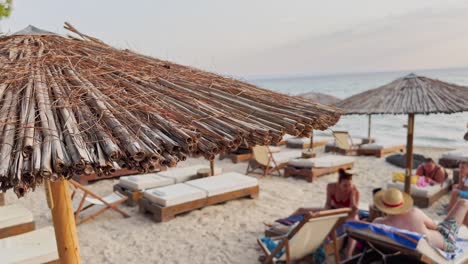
[350,187,359,209]
[416,165,424,176]
[419,208,438,230]
[433,167,446,184]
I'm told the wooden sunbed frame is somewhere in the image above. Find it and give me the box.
[113,183,145,207]
[357,144,405,158]
[286,139,330,149]
[411,183,452,208]
[138,185,259,222]
[72,169,141,185]
[0,221,35,240]
[219,152,252,163]
[283,162,354,182]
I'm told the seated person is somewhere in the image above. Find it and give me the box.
[448,161,468,211]
[292,169,359,258]
[373,188,468,252]
[416,158,447,185]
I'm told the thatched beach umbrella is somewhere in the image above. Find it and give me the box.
[0,24,341,262]
[337,73,468,194]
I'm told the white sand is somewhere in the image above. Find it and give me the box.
[4,146,456,264]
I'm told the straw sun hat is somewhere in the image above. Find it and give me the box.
[373,188,413,215]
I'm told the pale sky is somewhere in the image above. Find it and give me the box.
[2,0,468,77]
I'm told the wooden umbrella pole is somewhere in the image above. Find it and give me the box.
[50,177,81,263]
[210,159,214,176]
[404,113,415,194]
[368,115,372,143]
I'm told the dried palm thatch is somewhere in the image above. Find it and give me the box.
[0,24,341,196]
[337,73,468,115]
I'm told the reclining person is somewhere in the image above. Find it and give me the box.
[416,157,447,185]
[373,188,468,252]
[448,161,468,212]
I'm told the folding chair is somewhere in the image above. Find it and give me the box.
[246,146,282,177]
[331,131,360,155]
[69,180,130,225]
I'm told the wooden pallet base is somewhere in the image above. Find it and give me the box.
[113,184,144,207]
[412,183,452,208]
[357,145,404,158]
[139,185,259,222]
[219,152,252,163]
[0,222,35,239]
[72,169,142,185]
[284,162,354,182]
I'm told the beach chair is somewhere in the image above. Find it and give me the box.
[139,172,259,222]
[0,204,35,239]
[257,208,351,264]
[345,221,468,264]
[439,148,468,168]
[246,146,301,177]
[0,226,59,264]
[325,131,361,155]
[284,155,354,182]
[70,180,130,225]
[357,141,405,158]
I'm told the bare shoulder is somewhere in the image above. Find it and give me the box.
[327,183,336,191]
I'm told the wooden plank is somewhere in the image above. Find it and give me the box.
[0,222,35,239]
[284,163,354,182]
[0,192,4,206]
[113,184,143,207]
[72,169,140,185]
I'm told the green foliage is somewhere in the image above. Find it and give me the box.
[0,0,12,19]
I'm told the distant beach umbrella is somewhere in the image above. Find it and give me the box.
[0,23,341,262]
[337,73,468,194]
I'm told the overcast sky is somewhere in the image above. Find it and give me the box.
[2,0,468,77]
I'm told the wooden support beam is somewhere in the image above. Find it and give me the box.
[50,178,81,263]
[0,192,4,206]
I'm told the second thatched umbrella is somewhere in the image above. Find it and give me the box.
[337,73,468,193]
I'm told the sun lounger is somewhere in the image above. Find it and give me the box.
[274,134,295,146]
[246,146,302,177]
[285,136,333,149]
[324,131,365,155]
[257,208,351,264]
[70,180,130,225]
[439,148,468,168]
[386,177,453,208]
[0,204,34,239]
[284,155,354,182]
[139,172,259,222]
[219,146,281,164]
[345,221,468,264]
[357,142,405,158]
[114,165,209,206]
[0,226,59,264]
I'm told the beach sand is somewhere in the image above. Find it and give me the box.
[4,146,456,264]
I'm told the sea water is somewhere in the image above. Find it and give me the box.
[251,68,468,148]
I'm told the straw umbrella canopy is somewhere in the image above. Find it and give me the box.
[0,24,341,262]
[337,73,468,194]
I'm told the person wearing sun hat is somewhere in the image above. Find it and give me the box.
[373,188,468,252]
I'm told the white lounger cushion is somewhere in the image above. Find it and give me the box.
[158,165,208,183]
[387,178,452,197]
[441,148,468,161]
[0,204,33,230]
[0,226,58,264]
[185,172,258,197]
[119,174,175,191]
[143,183,206,207]
[288,155,355,168]
[271,150,303,165]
